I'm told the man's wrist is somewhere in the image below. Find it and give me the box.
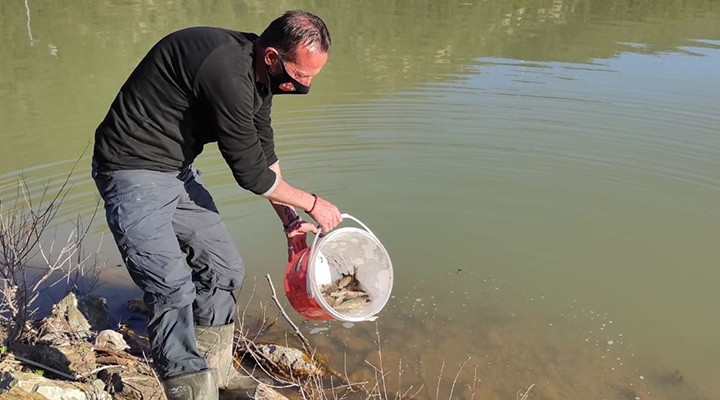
[304,193,318,214]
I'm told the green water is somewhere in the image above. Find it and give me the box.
[2,1,720,398]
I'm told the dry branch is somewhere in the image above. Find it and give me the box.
[0,154,101,344]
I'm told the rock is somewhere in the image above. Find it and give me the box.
[38,292,92,344]
[11,342,97,378]
[0,288,332,400]
[666,368,684,384]
[0,371,110,399]
[254,344,323,378]
[0,386,48,399]
[95,330,129,352]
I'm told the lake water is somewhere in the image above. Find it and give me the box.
[1,1,720,399]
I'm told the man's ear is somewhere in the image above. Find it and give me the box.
[263,47,279,66]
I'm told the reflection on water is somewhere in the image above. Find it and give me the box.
[2,1,720,399]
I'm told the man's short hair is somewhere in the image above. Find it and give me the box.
[258,10,331,60]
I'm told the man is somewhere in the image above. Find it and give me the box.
[92,10,342,399]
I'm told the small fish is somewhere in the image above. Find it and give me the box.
[342,290,368,299]
[336,275,353,289]
[320,283,339,293]
[333,296,370,312]
[330,290,367,297]
[333,294,346,306]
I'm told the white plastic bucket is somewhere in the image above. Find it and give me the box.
[284,214,393,322]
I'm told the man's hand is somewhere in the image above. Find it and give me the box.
[284,218,317,261]
[307,195,342,232]
[265,176,342,234]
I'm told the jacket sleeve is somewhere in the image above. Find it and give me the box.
[254,95,278,166]
[194,46,278,195]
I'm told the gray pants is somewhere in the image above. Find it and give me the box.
[92,165,244,379]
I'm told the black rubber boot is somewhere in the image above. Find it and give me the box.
[162,369,219,400]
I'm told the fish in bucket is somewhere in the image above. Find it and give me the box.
[284,214,393,322]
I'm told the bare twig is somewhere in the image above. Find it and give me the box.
[447,356,473,400]
[80,364,126,378]
[264,274,311,350]
[234,284,300,388]
[517,383,535,400]
[142,350,167,400]
[435,361,445,400]
[469,365,478,400]
[373,323,388,399]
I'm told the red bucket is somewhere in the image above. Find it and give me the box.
[283,214,393,322]
[284,247,332,320]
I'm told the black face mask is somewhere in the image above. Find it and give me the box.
[266,55,310,95]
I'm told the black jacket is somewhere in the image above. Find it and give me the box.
[93,27,278,195]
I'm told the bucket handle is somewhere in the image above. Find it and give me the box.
[309,213,379,262]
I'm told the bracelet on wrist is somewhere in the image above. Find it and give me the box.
[305,194,318,214]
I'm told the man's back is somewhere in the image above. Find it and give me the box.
[94,27,267,176]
